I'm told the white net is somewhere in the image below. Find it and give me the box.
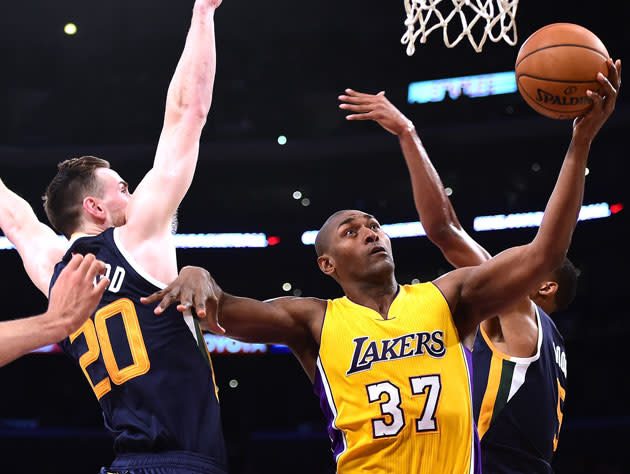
[401,0,519,54]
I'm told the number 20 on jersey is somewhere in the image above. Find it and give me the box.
[70,298,150,399]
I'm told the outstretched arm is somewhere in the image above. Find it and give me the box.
[0,254,108,367]
[141,267,325,378]
[436,59,621,342]
[339,90,490,267]
[0,178,67,294]
[121,0,221,245]
[142,266,324,345]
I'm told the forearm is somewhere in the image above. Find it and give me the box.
[531,137,589,267]
[470,138,589,312]
[0,313,66,367]
[400,127,457,236]
[144,266,321,346]
[533,60,619,264]
[124,1,219,235]
[215,294,297,345]
[456,135,591,324]
[162,0,217,136]
[400,128,490,267]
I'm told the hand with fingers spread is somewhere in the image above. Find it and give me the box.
[0,253,109,367]
[339,88,414,136]
[573,58,622,144]
[141,266,226,335]
[46,253,110,336]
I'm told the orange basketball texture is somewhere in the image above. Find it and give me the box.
[515,23,610,119]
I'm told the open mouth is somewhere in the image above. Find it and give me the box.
[370,246,387,255]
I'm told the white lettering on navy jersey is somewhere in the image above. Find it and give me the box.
[95,263,127,294]
[553,341,567,378]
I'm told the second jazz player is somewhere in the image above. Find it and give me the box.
[0,1,227,473]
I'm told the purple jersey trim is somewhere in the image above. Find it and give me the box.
[463,346,483,474]
[473,424,482,474]
[313,363,345,461]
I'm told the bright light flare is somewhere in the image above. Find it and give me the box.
[64,23,77,35]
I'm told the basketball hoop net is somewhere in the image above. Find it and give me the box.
[401,0,519,54]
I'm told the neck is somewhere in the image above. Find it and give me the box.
[77,222,110,237]
[531,295,555,315]
[341,274,399,319]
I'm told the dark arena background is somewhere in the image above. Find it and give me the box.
[1,1,628,473]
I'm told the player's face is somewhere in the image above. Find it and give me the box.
[95,168,131,227]
[327,211,395,282]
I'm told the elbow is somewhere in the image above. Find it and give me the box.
[186,99,212,122]
[529,240,567,276]
[0,210,23,238]
[166,87,212,125]
[425,223,458,247]
[171,100,211,125]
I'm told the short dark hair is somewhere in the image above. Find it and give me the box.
[314,210,355,257]
[43,156,110,238]
[550,257,580,311]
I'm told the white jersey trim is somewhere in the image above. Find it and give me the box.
[113,227,198,342]
[506,306,543,364]
[505,308,543,402]
[113,227,167,290]
[480,305,543,365]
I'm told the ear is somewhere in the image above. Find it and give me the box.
[317,255,336,276]
[83,196,105,220]
[538,281,558,297]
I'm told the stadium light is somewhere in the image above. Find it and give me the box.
[473,203,612,232]
[0,233,269,251]
[408,71,517,104]
[64,23,77,35]
[300,203,615,245]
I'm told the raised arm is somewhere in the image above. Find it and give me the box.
[121,0,221,244]
[0,254,108,367]
[339,89,490,267]
[0,178,67,294]
[436,59,621,342]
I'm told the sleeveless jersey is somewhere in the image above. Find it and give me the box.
[472,306,567,473]
[51,227,226,469]
[314,283,481,474]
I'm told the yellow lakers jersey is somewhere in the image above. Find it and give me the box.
[314,283,480,474]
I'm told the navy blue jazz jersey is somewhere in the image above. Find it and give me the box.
[50,228,226,471]
[473,307,567,473]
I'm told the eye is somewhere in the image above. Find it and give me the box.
[370,223,380,230]
[343,228,355,236]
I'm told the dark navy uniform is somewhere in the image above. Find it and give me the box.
[51,228,227,474]
[473,306,567,474]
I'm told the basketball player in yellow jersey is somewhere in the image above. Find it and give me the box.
[336,57,620,474]
[143,62,619,473]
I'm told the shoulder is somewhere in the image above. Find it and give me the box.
[494,298,539,358]
[265,296,327,344]
[432,267,475,311]
[264,296,327,322]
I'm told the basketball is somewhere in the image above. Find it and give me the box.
[515,23,610,119]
